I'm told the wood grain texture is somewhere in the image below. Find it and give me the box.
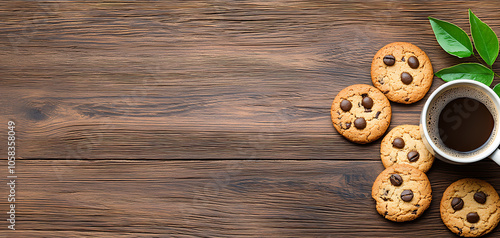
[2,1,500,237]
[1,0,500,159]
[1,159,500,237]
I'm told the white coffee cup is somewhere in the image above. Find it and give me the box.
[420,79,500,165]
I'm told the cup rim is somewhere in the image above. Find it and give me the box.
[421,79,500,163]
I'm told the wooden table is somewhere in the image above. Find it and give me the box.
[2,1,500,237]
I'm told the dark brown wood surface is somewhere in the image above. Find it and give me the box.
[2,0,500,237]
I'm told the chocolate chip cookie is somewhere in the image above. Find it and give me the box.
[331,84,391,144]
[441,178,500,237]
[371,42,433,104]
[380,125,434,173]
[372,164,432,222]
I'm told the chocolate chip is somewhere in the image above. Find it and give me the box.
[362,96,373,109]
[412,210,418,214]
[401,72,413,84]
[467,212,480,223]
[401,56,405,62]
[354,117,366,129]
[375,111,381,119]
[364,108,372,113]
[383,55,396,66]
[451,197,464,211]
[407,150,419,162]
[340,99,352,111]
[408,56,419,69]
[345,122,351,129]
[393,137,405,149]
[474,192,487,204]
[401,190,413,202]
[389,174,403,186]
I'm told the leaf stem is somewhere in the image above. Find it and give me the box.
[472,53,494,70]
[473,53,483,63]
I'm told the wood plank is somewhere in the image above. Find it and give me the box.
[2,159,500,236]
[4,1,500,237]
[1,1,500,159]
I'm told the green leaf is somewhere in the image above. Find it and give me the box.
[428,17,473,58]
[493,83,500,98]
[435,63,494,86]
[469,9,499,66]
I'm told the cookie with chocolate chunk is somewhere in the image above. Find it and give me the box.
[331,84,391,144]
[440,178,500,237]
[371,42,433,104]
[372,164,432,222]
[380,125,434,173]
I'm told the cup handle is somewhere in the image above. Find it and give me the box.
[490,148,500,166]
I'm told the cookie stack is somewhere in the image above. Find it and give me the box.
[331,42,436,222]
[331,42,500,236]
[372,125,434,222]
[331,42,433,144]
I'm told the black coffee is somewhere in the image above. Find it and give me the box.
[438,97,494,152]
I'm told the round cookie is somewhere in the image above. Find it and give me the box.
[331,84,392,144]
[440,178,500,237]
[372,164,432,222]
[380,125,434,173]
[371,42,433,104]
